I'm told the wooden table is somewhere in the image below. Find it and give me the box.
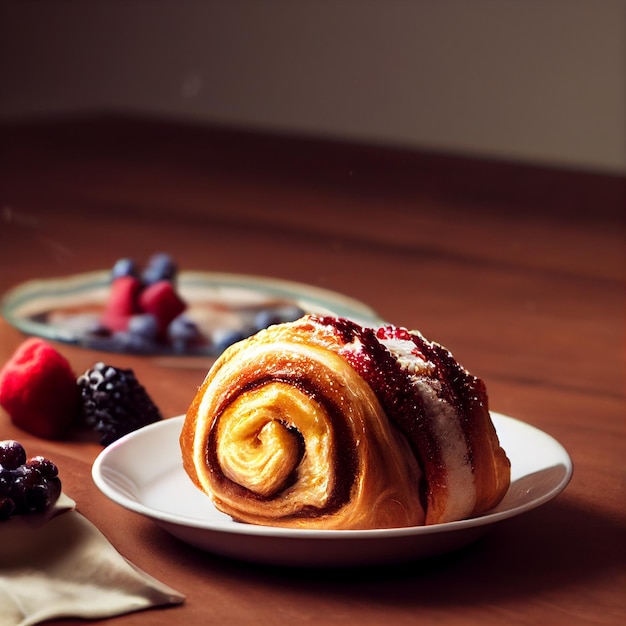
[0,116,623,625]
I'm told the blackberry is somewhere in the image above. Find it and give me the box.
[77,362,163,445]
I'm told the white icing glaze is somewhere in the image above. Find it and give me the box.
[378,332,477,521]
[306,317,478,522]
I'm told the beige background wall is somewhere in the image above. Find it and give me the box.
[1,0,624,173]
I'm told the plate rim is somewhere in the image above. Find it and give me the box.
[91,412,573,540]
[1,269,383,345]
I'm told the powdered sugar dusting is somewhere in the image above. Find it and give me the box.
[413,380,476,518]
[378,336,434,377]
[304,316,479,522]
[379,331,477,520]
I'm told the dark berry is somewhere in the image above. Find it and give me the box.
[77,362,163,445]
[253,305,305,331]
[212,328,248,352]
[0,440,27,470]
[111,257,139,280]
[46,476,62,505]
[120,332,158,354]
[0,497,15,521]
[86,319,113,338]
[10,467,40,513]
[83,333,143,353]
[0,444,62,520]
[27,483,49,512]
[128,314,159,339]
[26,456,59,479]
[142,253,177,285]
[168,315,202,352]
[0,470,11,497]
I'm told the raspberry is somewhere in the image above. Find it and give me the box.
[137,280,187,337]
[77,362,162,445]
[0,338,81,439]
[101,275,143,332]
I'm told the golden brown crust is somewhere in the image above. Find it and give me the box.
[180,326,425,529]
[180,316,510,529]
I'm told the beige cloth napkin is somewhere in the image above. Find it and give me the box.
[0,494,184,626]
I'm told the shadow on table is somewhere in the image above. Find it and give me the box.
[157,495,623,607]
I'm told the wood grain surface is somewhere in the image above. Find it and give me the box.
[0,116,623,625]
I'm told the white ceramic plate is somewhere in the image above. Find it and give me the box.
[92,413,572,567]
[1,270,381,355]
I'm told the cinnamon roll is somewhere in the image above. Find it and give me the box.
[180,315,510,529]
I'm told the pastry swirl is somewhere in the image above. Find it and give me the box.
[180,315,510,529]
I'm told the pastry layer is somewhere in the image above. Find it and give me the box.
[180,315,510,529]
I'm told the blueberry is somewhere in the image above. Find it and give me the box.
[115,331,156,354]
[212,328,247,352]
[83,334,129,352]
[111,257,139,280]
[168,315,201,352]
[84,332,154,354]
[253,305,305,331]
[278,304,305,322]
[128,314,159,339]
[143,253,177,285]
[85,320,112,338]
